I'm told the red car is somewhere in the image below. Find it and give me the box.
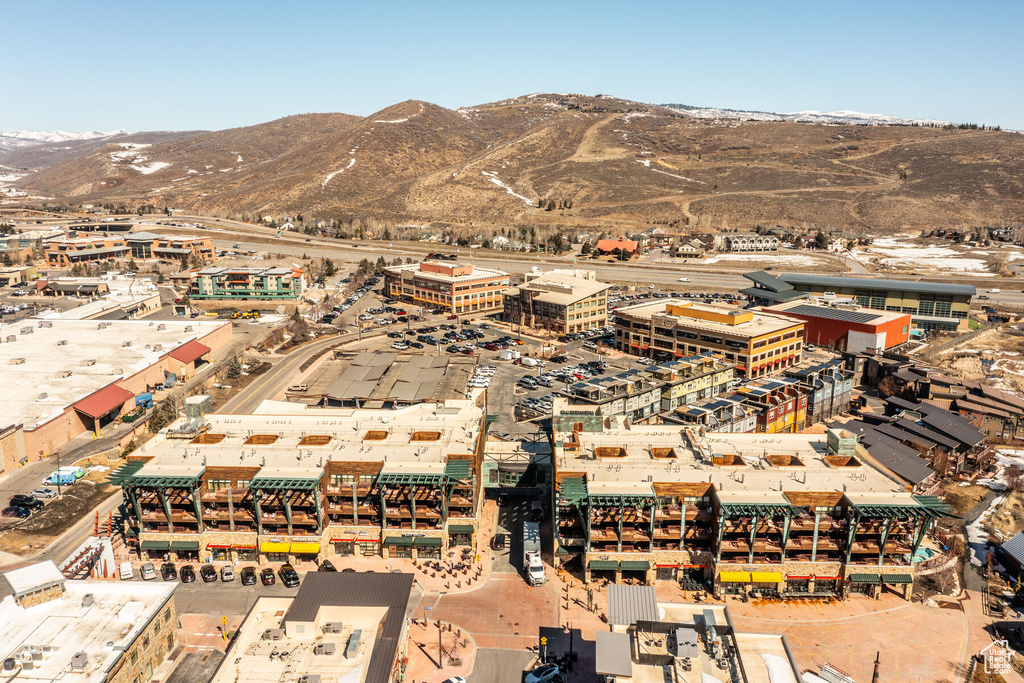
[448,314,458,320]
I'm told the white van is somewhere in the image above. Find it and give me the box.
[119,562,134,580]
[988,288,1001,293]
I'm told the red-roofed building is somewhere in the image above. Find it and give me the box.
[72,384,135,433]
[168,340,212,378]
[595,238,640,259]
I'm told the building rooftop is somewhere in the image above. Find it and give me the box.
[552,399,907,496]
[507,272,610,306]
[0,319,229,430]
[0,576,176,683]
[385,261,507,283]
[211,572,414,683]
[777,272,976,297]
[134,398,484,471]
[765,300,910,325]
[318,352,476,405]
[614,299,802,338]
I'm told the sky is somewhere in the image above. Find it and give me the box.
[5,0,1023,132]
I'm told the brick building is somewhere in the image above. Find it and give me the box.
[384,261,509,314]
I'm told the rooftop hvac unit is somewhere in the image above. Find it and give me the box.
[297,676,322,683]
[157,324,166,331]
[122,341,132,347]
[2,658,15,671]
[9,358,25,365]
[323,622,343,634]
[153,344,163,351]
[37,393,47,400]
[81,594,94,607]
[38,321,52,328]
[313,643,336,656]
[70,653,88,671]
[57,340,68,346]
[20,327,32,334]
[5,336,14,343]
[261,629,284,641]
[80,359,96,366]
[20,660,32,671]
[344,630,362,659]
[184,326,192,332]
[56,371,72,378]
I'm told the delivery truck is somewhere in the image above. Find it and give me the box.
[522,521,545,586]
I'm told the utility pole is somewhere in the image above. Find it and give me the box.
[871,652,880,683]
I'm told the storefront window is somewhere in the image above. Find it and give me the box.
[334,541,354,556]
[211,548,230,561]
[266,552,288,563]
[236,549,257,562]
[358,542,380,556]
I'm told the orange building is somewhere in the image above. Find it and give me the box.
[383,261,509,314]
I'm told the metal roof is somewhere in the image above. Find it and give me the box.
[739,286,809,303]
[168,339,210,364]
[778,273,976,296]
[861,432,935,485]
[249,476,322,490]
[595,631,633,678]
[1002,530,1024,565]
[608,584,659,626]
[743,270,796,292]
[72,384,134,419]
[282,572,415,683]
[781,304,882,324]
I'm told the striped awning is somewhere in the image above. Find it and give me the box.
[719,571,751,583]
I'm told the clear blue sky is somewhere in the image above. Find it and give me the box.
[6,0,1023,132]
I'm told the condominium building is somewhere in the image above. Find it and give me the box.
[550,399,952,599]
[46,233,216,267]
[187,266,306,300]
[384,261,509,314]
[46,236,130,266]
[784,360,854,424]
[733,377,809,433]
[119,397,487,566]
[614,299,805,378]
[124,232,216,262]
[502,270,610,335]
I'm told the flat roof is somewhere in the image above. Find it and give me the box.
[0,579,176,683]
[322,353,475,404]
[765,300,910,325]
[0,319,229,430]
[511,273,610,305]
[2,561,65,598]
[213,573,414,683]
[135,399,483,470]
[553,399,910,497]
[777,272,976,296]
[615,299,801,338]
[386,262,508,283]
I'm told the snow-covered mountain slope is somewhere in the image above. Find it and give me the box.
[664,105,950,127]
[0,129,130,153]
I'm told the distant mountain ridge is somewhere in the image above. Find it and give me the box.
[8,93,1024,233]
[660,103,952,127]
[0,129,130,153]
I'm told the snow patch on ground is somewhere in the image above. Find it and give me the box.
[855,235,992,273]
[968,494,1005,566]
[236,154,243,162]
[131,161,170,175]
[323,158,356,186]
[703,253,827,267]
[374,118,408,124]
[481,171,533,206]
[633,158,704,184]
[636,159,651,167]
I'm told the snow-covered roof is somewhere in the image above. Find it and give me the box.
[2,561,65,598]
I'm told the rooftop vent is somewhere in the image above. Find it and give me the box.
[20,327,32,335]
[70,653,88,671]
[57,340,68,346]
[9,358,25,365]
[80,359,96,366]
[122,341,132,347]
[56,371,72,378]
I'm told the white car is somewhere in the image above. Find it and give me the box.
[525,664,561,683]
[678,277,691,282]
[31,488,56,499]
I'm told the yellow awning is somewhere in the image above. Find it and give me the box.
[290,542,320,554]
[260,542,289,553]
[719,571,751,583]
[751,572,783,583]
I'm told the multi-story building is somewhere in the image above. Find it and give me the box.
[502,270,609,335]
[614,299,805,378]
[187,266,306,300]
[384,261,509,315]
[119,397,488,566]
[0,561,177,683]
[670,395,758,432]
[765,299,912,352]
[644,354,735,413]
[46,235,130,266]
[785,360,854,424]
[717,234,779,252]
[734,377,808,433]
[550,399,953,599]
[124,232,216,262]
[774,273,975,332]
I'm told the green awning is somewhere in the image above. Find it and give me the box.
[249,476,322,490]
[414,537,443,547]
[588,494,657,507]
[376,473,444,486]
[849,573,880,584]
[448,524,474,533]
[720,502,793,518]
[881,574,913,584]
[124,526,138,538]
[621,560,650,571]
[384,536,414,546]
[590,560,619,571]
[128,474,204,488]
[443,460,471,481]
[109,461,147,485]
[170,541,199,551]
[141,540,170,551]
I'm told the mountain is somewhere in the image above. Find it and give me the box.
[0,129,130,154]
[11,93,1024,233]
[0,130,207,172]
[662,104,952,127]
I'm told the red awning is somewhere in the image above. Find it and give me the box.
[73,384,134,419]
[330,538,355,543]
[815,575,842,581]
[207,544,231,549]
[681,564,707,569]
[656,563,680,568]
[786,575,812,580]
[233,544,257,549]
[169,339,211,364]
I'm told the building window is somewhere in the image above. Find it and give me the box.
[164,608,171,622]
[131,652,139,665]
[142,635,150,649]
[167,634,174,651]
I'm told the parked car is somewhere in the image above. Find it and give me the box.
[441,678,467,683]
[525,664,562,683]
[30,488,56,499]
[179,565,196,583]
[240,566,257,586]
[319,560,337,572]
[161,563,177,581]
[490,533,507,551]
[278,564,300,588]
[140,563,157,581]
[119,562,135,580]
[1,506,30,518]
[8,495,44,510]
[200,565,218,583]
[260,568,276,586]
